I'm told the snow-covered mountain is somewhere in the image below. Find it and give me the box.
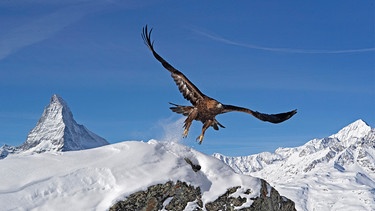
[18,94,108,153]
[0,140,294,210]
[214,119,375,211]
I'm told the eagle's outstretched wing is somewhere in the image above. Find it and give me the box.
[222,104,297,124]
[142,25,205,106]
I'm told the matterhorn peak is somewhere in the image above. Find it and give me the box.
[20,94,109,153]
[50,94,66,106]
[38,94,74,124]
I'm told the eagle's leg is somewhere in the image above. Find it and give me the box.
[183,109,198,138]
[183,119,192,138]
[197,120,213,144]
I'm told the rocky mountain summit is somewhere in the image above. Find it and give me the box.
[214,119,375,210]
[20,94,109,152]
[0,94,108,158]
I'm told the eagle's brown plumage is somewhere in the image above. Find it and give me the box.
[142,25,297,144]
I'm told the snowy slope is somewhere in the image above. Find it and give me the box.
[0,140,269,210]
[19,94,108,153]
[214,119,375,211]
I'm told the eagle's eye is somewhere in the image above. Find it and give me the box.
[216,103,223,108]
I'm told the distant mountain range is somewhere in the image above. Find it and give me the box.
[214,119,375,210]
[0,94,108,158]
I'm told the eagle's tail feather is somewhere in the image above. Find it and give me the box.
[169,103,194,116]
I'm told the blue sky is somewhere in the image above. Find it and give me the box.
[0,0,374,156]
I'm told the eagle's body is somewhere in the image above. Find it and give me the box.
[142,25,297,144]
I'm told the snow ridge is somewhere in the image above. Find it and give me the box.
[19,94,108,153]
[214,119,375,211]
[0,140,270,210]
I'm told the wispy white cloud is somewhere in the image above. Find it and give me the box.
[192,28,375,54]
[0,1,109,61]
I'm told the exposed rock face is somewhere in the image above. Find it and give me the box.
[0,145,19,159]
[109,181,202,211]
[248,179,296,211]
[204,186,247,210]
[184,157,202,172]
[109,180,295,211]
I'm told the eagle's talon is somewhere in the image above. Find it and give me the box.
[183,129,189,138]
[196,135,204,144]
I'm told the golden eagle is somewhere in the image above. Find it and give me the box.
[142,25,297,144]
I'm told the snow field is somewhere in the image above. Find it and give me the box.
[0,140,262,210]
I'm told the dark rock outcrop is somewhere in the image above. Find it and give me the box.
[204,186,247,210]
[0,145,19,159]
[109,181,202,211]
[184,157,202,172]
[248,179,296,211]
[110,180,295,211]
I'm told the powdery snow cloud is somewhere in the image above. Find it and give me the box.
[158,117,185,143]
